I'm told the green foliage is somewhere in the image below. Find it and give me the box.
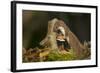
[46,50,75,61]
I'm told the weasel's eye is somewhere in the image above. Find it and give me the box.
[57,29,61,34]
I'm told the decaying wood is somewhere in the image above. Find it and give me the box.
[23,48,51,62]
[40,18,59,52]
[40,18,90,59]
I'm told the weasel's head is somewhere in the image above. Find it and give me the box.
[56,26,65,37]
[48,18,70,36]
[53,20,66,37]
[53,20,70,36]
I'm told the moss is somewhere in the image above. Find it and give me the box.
[46,49,76,61]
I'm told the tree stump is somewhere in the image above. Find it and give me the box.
[40,18,59,52]
[40,18,90,59]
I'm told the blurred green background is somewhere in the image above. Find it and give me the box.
[22,10,90,49]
